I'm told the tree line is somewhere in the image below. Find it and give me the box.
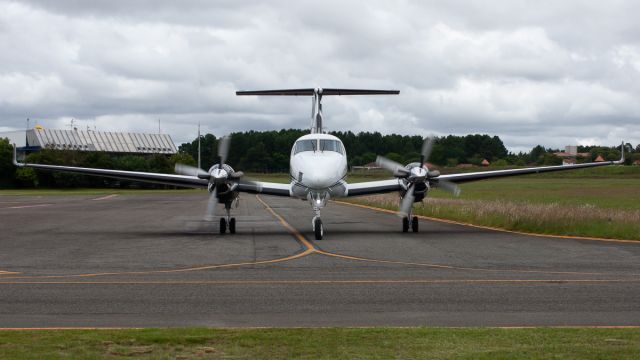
[0,132,636,188]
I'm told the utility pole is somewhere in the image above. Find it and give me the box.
[26,118,29,146]
[197,122,201,169]
[158,119,161,134]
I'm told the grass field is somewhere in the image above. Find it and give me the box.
[345,166,640,240]
[1,327,640,359]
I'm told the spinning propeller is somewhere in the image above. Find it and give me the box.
[376,136,460,217]
[174,135,248,221]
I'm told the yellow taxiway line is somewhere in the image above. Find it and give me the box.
[0,195,315,280]
[334,200,640,244]
[1,278,639,285]
[0,271,21,275]
[1,325,639,330]
[255,195,317,253]
[91,194,119,201]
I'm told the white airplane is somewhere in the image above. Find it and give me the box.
[13,87,625,240]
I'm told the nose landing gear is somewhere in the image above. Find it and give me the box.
[309,192,328,240]
[219,205,236,234]
[312,215,323,240]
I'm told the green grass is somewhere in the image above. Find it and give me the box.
[345,166,640,240]
[1,327,640,359]
[431,178,640,210]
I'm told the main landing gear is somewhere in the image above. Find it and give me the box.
[219,217,236,234]
[402,215,419,233]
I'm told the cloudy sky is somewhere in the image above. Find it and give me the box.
[1,0,639,152]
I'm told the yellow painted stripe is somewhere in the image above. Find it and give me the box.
[0,327,139,331]
[334,200,640,244]
[91,194,118,201]
[1,196,315,280]
[256,195,316,252]
[315,249,630,276]
[0,271,21,275]
[0,253,311,280]
[5,204,52,209]
[0,278,638,285]
[0,325,639,330]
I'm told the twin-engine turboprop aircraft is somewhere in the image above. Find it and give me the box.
[14,87,625,240]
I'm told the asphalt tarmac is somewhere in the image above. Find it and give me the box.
[1,191,639,328]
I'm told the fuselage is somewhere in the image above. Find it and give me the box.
[289,133,348,200]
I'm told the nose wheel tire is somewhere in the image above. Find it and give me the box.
[314,217,323,240]
[402,217,409,233]
[411,216,419,232]
[229,217,236,234]
[219,217,227,234]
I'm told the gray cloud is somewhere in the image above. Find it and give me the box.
[1,0,639,152]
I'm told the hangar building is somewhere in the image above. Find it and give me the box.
[2,127,177,155]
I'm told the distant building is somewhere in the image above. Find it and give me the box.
[351,161,381,171]
[2,127,177,155]
[595,155,605,162]
[481,159,490,166]
[554,145,590,165]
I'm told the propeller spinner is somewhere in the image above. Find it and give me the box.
[376,136,460,217]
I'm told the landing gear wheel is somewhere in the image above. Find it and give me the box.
[314,217,323,240]
[229,217,236,234]
[412,216,419,232]
[219,217,227,234]
[402,217,409,233]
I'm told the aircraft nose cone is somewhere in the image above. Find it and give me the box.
[306,170,328,188]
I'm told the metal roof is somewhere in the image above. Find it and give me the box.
[22,128,177,154]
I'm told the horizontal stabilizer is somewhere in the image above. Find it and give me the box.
[236,88,399,96]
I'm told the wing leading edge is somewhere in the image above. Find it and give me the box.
[345,143,625,196]
[12,145,293,196]
[440,154,624,184]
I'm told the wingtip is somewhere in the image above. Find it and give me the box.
[11,144,22,167]
[615,140,626,165]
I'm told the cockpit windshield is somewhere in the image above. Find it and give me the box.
[294,139,344,155]
[294,140,316,154]
[320,139,344,154]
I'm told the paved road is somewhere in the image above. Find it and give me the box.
[1,192,639,327]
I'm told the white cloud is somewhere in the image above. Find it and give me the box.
[0,0,639,151]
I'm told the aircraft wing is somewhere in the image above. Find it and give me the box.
[237,181,291,197]
[345,151,624,196]
[438,157,624,184]
[346,179,402,197]
[13,146,293,195]
[14,159,209,189]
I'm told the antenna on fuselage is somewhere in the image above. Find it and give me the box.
[236,87,400,134]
